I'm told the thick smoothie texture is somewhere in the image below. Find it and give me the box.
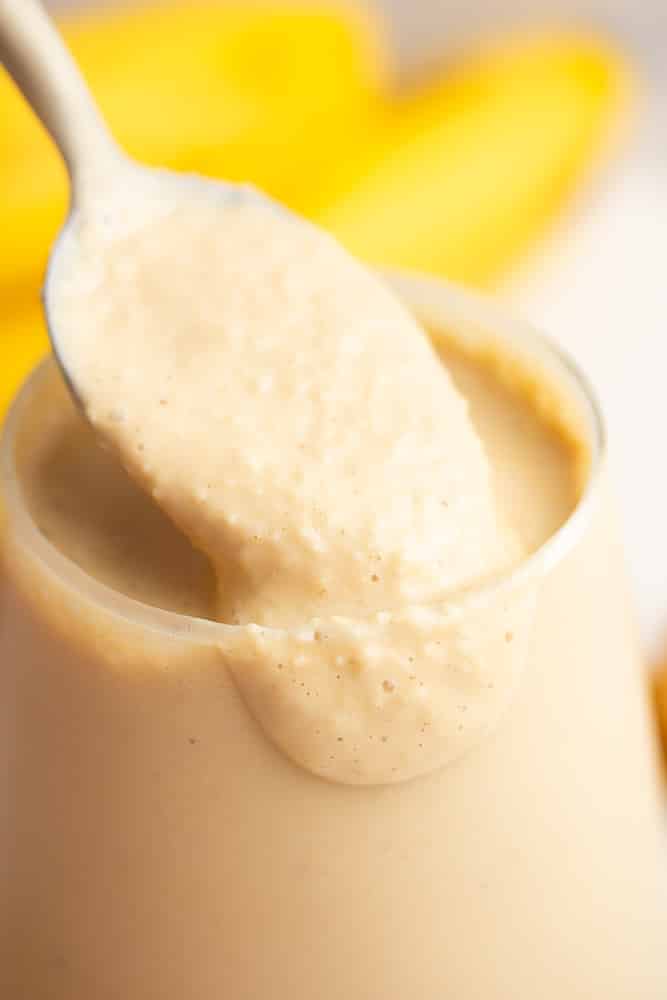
[21,337,577,620]
[1,282,665,998]
[49,189,520,630]
[46,183,547,783]
[43,186,587,782]
[1,1,665,992]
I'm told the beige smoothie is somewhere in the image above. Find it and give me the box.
[1,274,665,998]
[0,3,664,994]
[44,187,536,786]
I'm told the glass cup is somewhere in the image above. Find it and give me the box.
[1,273,665,999]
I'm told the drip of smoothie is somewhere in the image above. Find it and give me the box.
[47,178,527,783]
[49,181,522,624]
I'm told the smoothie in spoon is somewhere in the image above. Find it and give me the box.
[46,180,532,784]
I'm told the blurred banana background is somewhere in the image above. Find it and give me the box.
[0,3,629,416]
[2,1,666,754]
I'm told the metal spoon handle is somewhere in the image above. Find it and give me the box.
[0,0,119,196]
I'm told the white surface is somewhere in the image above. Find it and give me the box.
[504,97,667,656]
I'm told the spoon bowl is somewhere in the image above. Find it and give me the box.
[43,162,280,410]
[0,0,289,413]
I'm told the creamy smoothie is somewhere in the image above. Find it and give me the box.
[43,185,541,785]
[1,276,665,998]
[18,335,575,619]
[1,3,664,994]
[48,190,520,629]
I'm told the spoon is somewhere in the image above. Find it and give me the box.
[0,0,271,405]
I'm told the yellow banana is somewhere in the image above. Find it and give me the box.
[0,3,385,309]
[314,33,632,286]
[654,662,667,772]
[0,305,48,421]
[0,19,634,422]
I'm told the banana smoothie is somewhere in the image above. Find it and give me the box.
[1,244,665,997]
[0,0,664,994]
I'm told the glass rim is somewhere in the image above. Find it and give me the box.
[0,270,605,643]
